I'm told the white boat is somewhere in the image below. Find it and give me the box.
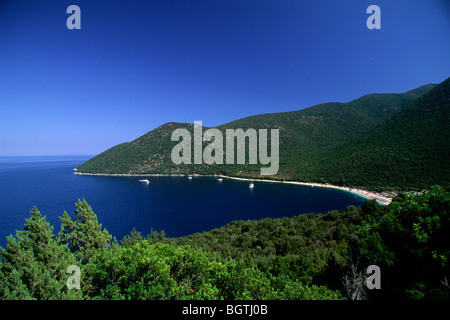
[188,176,193,180]
[139,179,150,184]
[249,183,254,188]
[217,178,223,182]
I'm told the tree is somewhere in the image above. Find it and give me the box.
[353,186,450,299]
[58,199,112,263]
[121,228,144,247]
[0,207,82,299]
[380,186,450,299]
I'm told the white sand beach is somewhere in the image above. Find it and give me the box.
[214,175,393,205]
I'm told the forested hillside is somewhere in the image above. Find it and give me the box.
[74,80,448,191]
[293,78,450,190]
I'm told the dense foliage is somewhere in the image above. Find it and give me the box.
[1,186,448,300]
[75,81,448,191]
[302,78,450,191]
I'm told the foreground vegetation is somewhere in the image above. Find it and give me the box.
[0,186,448,300]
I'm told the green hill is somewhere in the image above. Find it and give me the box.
[76,80,448,190]
[300,78,450,190]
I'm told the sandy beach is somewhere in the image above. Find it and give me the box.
[213,175,392,205]
[74,171,393,205]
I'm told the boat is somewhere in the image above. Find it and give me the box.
[188,176,193,180]
[217,178,223,182]
[249,183,254,188]
[139,179,150,184]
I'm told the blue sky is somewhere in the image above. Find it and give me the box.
[0,0,449,156]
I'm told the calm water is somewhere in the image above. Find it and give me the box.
[0,156,367,247]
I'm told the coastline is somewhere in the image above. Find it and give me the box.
[216,175,393,205]
[74,171,393,205]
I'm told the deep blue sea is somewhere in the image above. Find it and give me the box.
[0,156,367,247]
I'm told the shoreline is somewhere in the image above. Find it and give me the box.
[74,171,393,205]
[216,175,393,205]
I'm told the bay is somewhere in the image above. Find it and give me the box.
[0,156,366,247]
